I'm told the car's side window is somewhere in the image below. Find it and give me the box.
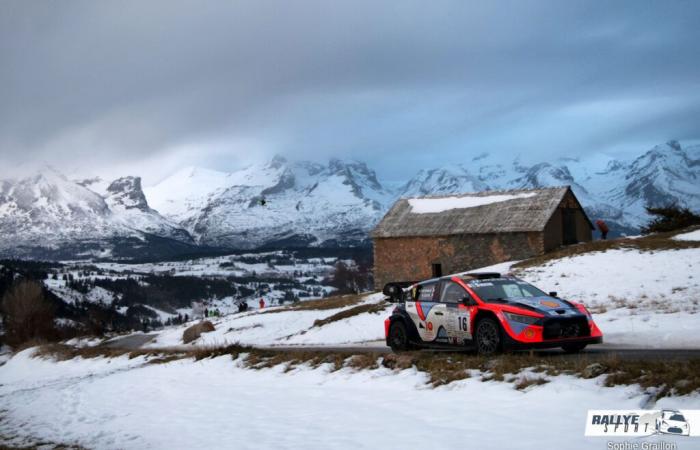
[416,282,438,302]
[440,281,468,304]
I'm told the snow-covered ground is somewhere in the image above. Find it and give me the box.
[90,252,342,279]
[37,251,344,328]
[510,248,700,348]
[674,229,700,241]
[1,349,697,449]
[145,293,389,348]
[135,246,700,350]
[2,239,700,449]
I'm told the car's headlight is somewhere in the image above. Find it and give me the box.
[503,312,539,325]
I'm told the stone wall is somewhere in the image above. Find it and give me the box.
[373,232,544,289]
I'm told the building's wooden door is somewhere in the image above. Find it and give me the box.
[562,209,578,245]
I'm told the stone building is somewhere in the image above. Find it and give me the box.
[371,186,593,288]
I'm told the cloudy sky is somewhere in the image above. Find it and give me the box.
[1,0,699,185]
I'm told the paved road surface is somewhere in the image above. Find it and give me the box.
[102,334,700,360]
[102,333,157,350]
[265,343,700,361]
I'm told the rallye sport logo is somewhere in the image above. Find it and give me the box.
[585,410,698,437]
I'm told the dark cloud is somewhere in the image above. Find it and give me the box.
[1,0,698,182]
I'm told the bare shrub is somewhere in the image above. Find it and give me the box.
[182,320,215,344]
[1,280,56,347]
[514,376,549,390]
[641,205,700,234]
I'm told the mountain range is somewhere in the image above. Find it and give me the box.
[1,140,698,260]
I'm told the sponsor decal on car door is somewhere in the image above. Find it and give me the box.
[439,281,473,344]
[406,282,439,342]
[444,304,472,343]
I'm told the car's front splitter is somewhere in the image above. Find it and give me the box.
[502,334,603,351]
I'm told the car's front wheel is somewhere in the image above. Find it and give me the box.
[561,343,587,353]
[389,321,410,352]
[475,317,501,355]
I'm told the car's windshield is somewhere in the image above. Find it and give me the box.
[669,414,685,421]
[465,278,547,302]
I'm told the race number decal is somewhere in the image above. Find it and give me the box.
[445,308,471,342]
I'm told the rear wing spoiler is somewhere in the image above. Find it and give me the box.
[382,281,416,302]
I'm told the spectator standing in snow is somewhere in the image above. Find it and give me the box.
[595,219,609,240]
[259,298,265,309]
[204,308,209,318]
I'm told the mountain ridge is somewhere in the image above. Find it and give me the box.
[1,141,698,260]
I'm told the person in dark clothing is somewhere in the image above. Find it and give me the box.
[595,219,609,240]
[204,308,209,318]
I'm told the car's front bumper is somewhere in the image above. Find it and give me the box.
[502,334,603,350]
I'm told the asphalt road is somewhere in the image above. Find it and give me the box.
[265,343,700,361]
[101,334,700,360]
[102,333,157,350]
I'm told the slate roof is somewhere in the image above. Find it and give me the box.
[372,186,591,238]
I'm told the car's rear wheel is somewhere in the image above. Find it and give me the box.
[475,318,501,355]
[561,343,587,353]
[389,321,410,352]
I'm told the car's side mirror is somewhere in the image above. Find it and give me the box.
[549,291,558,298]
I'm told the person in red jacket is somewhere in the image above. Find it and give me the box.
[259,298,265,309]
[595,219,609,240]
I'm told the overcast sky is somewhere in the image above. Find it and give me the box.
[1,0,699,184]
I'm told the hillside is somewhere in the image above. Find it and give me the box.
[130,227,700,350]
[2,228,700,449]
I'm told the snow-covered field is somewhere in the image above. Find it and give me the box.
[674,228,700,241]
[144,293,389,348]
[511,248,700,348]
[2,239,700,449]
[1,349,698,449]
[133,246,700,350]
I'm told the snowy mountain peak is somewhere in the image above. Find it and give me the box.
[106,176,150,211]
[510,163,575,189]
[667,139,682,151]
[269,154,288,169]
[3,140,700,258]
[4,167,110,217]
[398,165,488,198]
[0,168,193,259]
[600,159,627,174]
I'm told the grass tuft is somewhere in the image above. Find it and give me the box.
[312,302,388,328]
[24,342,700,401]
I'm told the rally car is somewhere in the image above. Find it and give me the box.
[656,410,690,436]
[384,272,603,354]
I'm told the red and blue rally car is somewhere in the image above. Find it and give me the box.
[384,272,603,354]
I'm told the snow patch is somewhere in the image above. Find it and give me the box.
[408,192,537,214]
[0,352,697,449]
[674,229,700,241]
